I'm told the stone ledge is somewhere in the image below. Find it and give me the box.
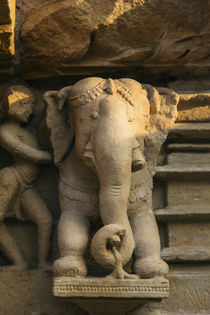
[167,143,210,152]
[155,207,210,222]
[155,165,210,180]
[53,277,169,299]
[21,1,210,80]
[162,247,210,262]
[169,123,210,140]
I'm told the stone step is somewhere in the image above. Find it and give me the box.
[167,143,210,152]
[178,91,210,110]
[161,247,210,262]
[168,123,210,140]
[155,208,210,222]
[155,165,210,180]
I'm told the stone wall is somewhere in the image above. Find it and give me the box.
[0,1,210,314]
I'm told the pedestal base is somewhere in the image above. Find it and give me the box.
[53,277,169,315]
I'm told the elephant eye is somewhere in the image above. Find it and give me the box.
[89,111,99,120]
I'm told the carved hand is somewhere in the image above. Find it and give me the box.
[37,150,52,164]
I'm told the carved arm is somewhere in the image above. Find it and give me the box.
[0,126,52,164]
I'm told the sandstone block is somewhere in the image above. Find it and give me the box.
[21,0,210,79]
[0,270,85,315]
[0,0,16,76]
[133,271,210,314]
[168,222,210,247]
[167,181,210,208]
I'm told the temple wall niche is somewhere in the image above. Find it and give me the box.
[0,1,209,314]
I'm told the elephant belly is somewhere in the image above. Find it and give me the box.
[59,177,99,219]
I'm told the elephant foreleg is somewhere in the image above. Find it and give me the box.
[130,208,169,278]
[53,210,89,277]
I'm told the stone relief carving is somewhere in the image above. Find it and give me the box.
[0,85,53,269]
[44,77,179,279]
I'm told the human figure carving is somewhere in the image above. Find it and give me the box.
[0,85,53,269]
[45,78,179,279]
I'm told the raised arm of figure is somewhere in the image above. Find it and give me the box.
[0,126,52,164]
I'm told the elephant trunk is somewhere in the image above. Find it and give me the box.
[91,95,135,268]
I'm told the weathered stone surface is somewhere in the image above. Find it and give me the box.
[1,0,13,24]
[1,269,209,315]
[168,222,210,247]
[131,270,210,314]
[177,106,210,122]
[161,247,210,262]
[168,143,210,152]
[0,269,86,315]
[168,80,210,92]
[155,207,210,222]
[168,123,210,141]
[167,181,210,208]
[176,91,210,122]
[20,0,47,21]
[54,277,169,298]
[54,277,169,315]
[0,0,16,76]
[156,166,210,180]
[21,0,210,79]
[167,152,210,165]
[154,121,210,269]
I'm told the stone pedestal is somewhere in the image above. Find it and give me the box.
[53,277,169,315]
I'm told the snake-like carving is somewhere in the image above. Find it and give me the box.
[91,224,138,279]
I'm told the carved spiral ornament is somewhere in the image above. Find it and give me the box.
[90,224,132,270]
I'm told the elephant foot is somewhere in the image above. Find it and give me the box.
[134,257,169,278]
[53,255,87,278]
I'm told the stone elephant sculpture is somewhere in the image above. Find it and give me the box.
[44,77,179,279]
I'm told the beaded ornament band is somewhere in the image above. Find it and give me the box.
[68,79,137,108]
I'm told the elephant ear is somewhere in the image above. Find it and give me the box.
[44,87,73,167]
[142,85,179,175]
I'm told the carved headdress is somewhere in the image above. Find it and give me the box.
[67,78,138,108]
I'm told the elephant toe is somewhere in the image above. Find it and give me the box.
[53,255,87,278]
[134,257,169,278]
